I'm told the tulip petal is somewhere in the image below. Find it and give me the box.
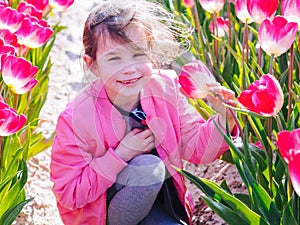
[289,152,300,196]
[237,74,283,116]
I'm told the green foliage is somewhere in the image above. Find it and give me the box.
[0,2,70,224]
[163,0,300,224]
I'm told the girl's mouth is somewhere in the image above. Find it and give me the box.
[117,77,141,85]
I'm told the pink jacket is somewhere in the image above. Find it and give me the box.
[50,70,233,225]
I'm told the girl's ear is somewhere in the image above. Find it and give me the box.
[83,54,98,75]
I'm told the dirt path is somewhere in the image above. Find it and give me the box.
[14,1,243,224]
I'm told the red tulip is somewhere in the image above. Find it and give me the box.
[247,0,278,24]
[281,0,300,27]
[0,100,27,136]
[209,17,229,37]
[179,60,218,99]
[198,0,225,13]
[0,53,38,94]
[0,38,16,56]
[237,74,283,116]
[277,129,300,196]
[17,1,43,19]
[235,0,254,24]
[183,0,195,8]
[0,5,24,33]
[49,0,74,11]
[16,17,53,48]
[258,16,298,57]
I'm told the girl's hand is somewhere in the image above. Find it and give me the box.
[115,128,155,162]
[206,83,237,131]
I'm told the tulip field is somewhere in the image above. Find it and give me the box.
[1,0,300,225]
[163,0,300,224]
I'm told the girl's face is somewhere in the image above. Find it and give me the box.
[87,24,152,105]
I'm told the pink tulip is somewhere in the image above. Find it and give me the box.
[235,0,254,24]
[209,17,229,37]
[0,0,7,7]
[247,0,278,24]
[0,5,24,33]
[49,0,74,11]
[0,53,38,94]
[0,29,18,47]
[0,100,27,136]
[183,0,195,8]
[281,0,300,27]
[277,128,300,196]
[258,16,298,57]
[0,38,16,56]
[26,0,50,16]
[17,1,43,19]
[179,60,218,99]
[237,74,283,116]
[16,17,54,48]
[198,0,225,13]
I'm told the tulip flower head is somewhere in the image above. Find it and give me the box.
[0,5,24,33]
[17,1,43,19]
[281,0,300,28]
[198,0,225,13]
[1,53,38,94]
[277,129,300,196]
[183,0,195,8]
[235,0,254,24]
[258,16,298,57]
[247,0,278,24]
[16,17,54,49]
[179,60,218,99]
[26,0,50,16]
[0,100,27,136]
[0,29,18,47]
[49,0,74,11]
[209,17,229,37]
[0,38,16,56]
[237,74,284,116]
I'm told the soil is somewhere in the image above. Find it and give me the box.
[13,1,245,224]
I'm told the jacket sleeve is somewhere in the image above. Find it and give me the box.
[177,85,238,164]
[50,110,127,210]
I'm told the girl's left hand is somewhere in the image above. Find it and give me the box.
[206,83,237,130]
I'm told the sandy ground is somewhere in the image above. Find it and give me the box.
[13,1,244,224]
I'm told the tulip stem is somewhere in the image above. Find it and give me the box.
[267,117,273,198]
[192,3,205,61]
[213,12,219,66]
[287,43,294,124]
[0,136,3,181]
[269,54,274,75]
[215,94,243,137]
[227,2,231,46]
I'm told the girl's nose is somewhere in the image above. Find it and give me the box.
[122,63,137,75]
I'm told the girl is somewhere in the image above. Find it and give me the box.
[50,1,237,225]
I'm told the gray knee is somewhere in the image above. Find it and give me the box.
[116,154,166,187]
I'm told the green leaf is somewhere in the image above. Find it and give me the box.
[241,161,281,225]
[281,201,298,225]
[0,197,33,225]
[177,168,268,225]
[201,195,250,225]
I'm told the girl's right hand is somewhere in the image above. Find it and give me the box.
[115,128,155,162]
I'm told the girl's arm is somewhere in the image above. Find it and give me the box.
[50,111,127,210]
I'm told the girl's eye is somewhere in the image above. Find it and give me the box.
[108,56,120,61]
[134,52,147,57]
